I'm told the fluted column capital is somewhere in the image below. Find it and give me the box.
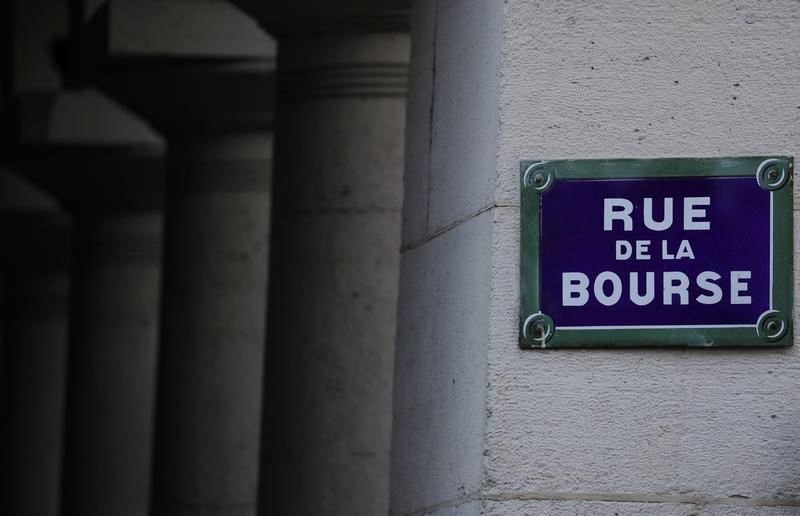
[233,1,410,103]
[278,32,409,102]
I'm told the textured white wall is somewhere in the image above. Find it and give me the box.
[488,0,800,514]
[393,0,800,515]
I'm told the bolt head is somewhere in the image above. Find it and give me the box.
[533,323,544,336]
[768,168,779,180]
[533,173,545,186]
[766,320,779,333]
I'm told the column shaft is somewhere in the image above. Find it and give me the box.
[261,31,407,515]
[152,132,271,516]
[0,273,4,511]
[62,209,162,516]
[5,267,70,516]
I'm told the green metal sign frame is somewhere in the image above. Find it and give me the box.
[519,156,794,349]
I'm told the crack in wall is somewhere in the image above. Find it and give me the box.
[401,203,518,252]
[423,0,438,236]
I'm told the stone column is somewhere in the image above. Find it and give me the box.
[150,130,271,516]
[12,145,164,516]
[59,6,275,512]
[0,272,4,506]
[2,214,71,516]
[62,60,273,516]
[61,206,162,516]
[257,22,408,516]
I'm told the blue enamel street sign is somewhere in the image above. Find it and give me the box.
[519,157,793,348]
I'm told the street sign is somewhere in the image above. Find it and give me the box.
[519,157,793,348]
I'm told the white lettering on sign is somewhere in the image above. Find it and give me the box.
[615,240,632,260]
[696,271,722,304]
[661,239,695,260]
[615,240,652,260]
[561,194,752,310]
[560,270,752,307]
[630,272,655,306]
[663,271,689,305]
[563,272,590,306]
[731,271,752,304]
[674,240,695,260]
[603,198,633,231]
[636,240,651,260]
[684,197,711,230]
[644,198,673,231]
[603,197,712,232]
[594,271,622,306]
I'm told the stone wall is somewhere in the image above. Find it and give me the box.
[391,1,800,514]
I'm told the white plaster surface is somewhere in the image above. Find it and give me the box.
[487,0,800,506]
[393,0,800,514]
[495,0,800,205]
